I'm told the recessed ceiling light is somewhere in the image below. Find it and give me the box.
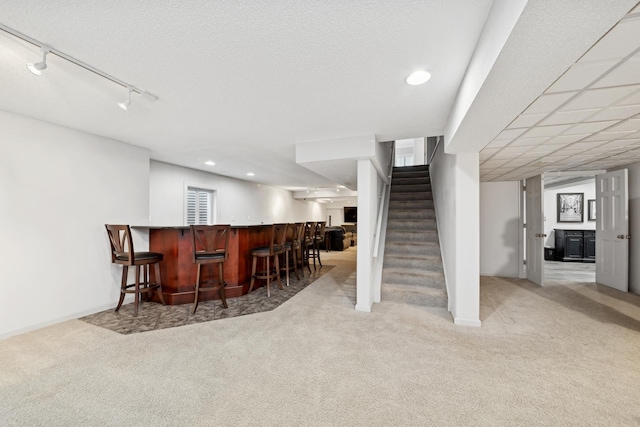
[247,172,255,176]
[205,160,215,166]
[406,70,431,85]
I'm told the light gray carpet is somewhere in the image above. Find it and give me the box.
[2,250,640,426]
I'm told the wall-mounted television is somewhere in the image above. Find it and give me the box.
[344,207,357,223]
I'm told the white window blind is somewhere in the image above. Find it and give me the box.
[186,187,213,225]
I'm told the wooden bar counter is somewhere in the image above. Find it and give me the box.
[133,225,273,305]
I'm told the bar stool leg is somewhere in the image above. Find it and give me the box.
[266,256,271,297]
[134,265,141,317]
[154,262,166,305]
[275,254,283,290]
[285,251,290,286]
[192,264,201,314]
[218,263,228,308]
[116,266,128,312]
[142,264,149,302]
[317,240,322,267]
[248,255,258,293]
[305,245,312,273]
[292,248,300,280]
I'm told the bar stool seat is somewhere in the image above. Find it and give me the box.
[248,224,287,297]
[105,224,166,317]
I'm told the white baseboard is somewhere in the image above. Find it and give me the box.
[0,301,121,340]
[355,303,372,313]
[454,317,482,327]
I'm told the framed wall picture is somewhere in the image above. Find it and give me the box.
[587,199,596,221]
[557,193,584,223]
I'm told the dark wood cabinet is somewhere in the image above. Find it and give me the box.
[583,230,596,261]
[554,229,595,263]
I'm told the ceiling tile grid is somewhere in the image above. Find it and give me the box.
[481,8,640,182]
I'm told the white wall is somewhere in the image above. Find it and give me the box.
[413,138,426,166]
[430,141,481,326]
[480,181,521,277]
[543,179,596,247]
[0,110,150,338]
[149,161,325,225]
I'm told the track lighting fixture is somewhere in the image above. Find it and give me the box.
[26,46,49,75]
[117,87,133,111]
[0,23,159,107]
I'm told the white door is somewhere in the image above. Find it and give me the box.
[526,175,545,286]
[596,169,629,292]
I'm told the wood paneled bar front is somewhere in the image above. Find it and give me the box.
[133,225,273,305]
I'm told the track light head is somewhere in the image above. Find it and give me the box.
[26,47,49,76]
[117,87,133,111]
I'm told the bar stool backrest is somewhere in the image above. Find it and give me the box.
[294,222,305,247]
[273,223,288,254]
[105,224,135,265]
[190,225,231,262]
[304,222,316,245]
[315,221,326,240]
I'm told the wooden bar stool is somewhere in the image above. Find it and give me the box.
[313,221,327,267]
[105,224,166,317]
[190,224,230,314]
[248,223,288,297]
[280,223,302,286]
[294,222,306,278]
[302,222,315,273]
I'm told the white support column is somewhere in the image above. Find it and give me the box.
[453,152,480,326]
[356,159,378,312]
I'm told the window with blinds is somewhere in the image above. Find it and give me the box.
[186,187,214,225]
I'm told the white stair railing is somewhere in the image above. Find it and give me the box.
[372,143,395,258]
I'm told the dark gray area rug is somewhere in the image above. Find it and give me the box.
[81,265,333,335]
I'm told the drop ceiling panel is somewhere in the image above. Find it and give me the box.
[547,61,617,93]
[494,128,528,141]
[543,134,591,145]
[486,139,514,148]
[507,113,546,129]
[521,124,571,137]
[540,109,600,125]
[603,118,640,132]
[509,136,550,146]
[564,120,619,134]
[584,104,640,121]
[592,52,640,88]
[522,92,577,115]
[579,16,640,62]
[615,88,640,105]
[561,86,639,110]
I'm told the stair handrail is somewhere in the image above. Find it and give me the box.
[372,142,395,258]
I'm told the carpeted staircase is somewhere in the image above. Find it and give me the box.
[381,165,447,308]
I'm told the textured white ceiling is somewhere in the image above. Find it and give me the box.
[0,0,492,189]
[481,6,640,182]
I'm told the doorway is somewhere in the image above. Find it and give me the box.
[542,174,597,284]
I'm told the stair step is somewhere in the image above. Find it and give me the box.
[387,218,437,231]
[392,177,430,186]
[386,229,439,243]
[391,184,431,193]
[382,267,445,287]
[385,242,440,256]
[389,191,432,201]
[388,209,435,220]
[389,200,434,210]
[381,286,447,308]
[383,254,443,270]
